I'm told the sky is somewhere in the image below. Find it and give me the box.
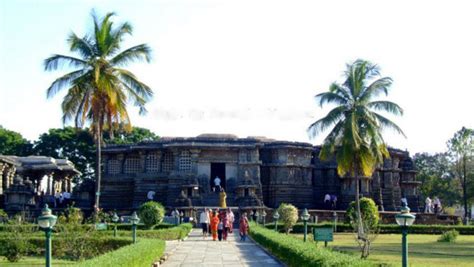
[1,0,473,154]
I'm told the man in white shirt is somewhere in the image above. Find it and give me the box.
[199,208,210,238]
[324,194,331,209]
[214,176,221,192]
[147,190,156,201]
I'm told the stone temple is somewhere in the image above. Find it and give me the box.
[101,134,420,212]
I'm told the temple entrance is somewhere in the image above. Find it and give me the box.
[210,163,226,191]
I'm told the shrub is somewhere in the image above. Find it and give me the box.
[0,220,32,262]
[277,203,298,234]
[138,201,165,229]
[102,223,193,240]
[444,207,456,216]
[438,229,459,243]
[73,238,165,267]
[249,223,373,267]
[346,197,379,229]
[0,209,8,223]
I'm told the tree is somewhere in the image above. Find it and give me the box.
[276,203,298,234]
[44,11,153,209]
[447,127,474,224]
[33,127,95,182]
[347,197,379,258]
[413,152,460,206]
[0,126,32,156]
[308,59,404,258]
[105,126,159,145]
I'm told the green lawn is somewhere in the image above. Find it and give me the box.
[0,256,75,266]
[296,233,474,267]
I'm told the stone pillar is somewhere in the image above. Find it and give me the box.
[139,152,146,173]
[0,163,4,195]
[47,174,52,195]
[68,178,72,193]
[190,149,200,174]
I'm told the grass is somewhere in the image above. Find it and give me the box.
[0,256,75,266]
[295,233,474,267]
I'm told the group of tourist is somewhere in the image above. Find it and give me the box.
[36,190,72,209]
[199,208,250,241]
[425,196,442,214]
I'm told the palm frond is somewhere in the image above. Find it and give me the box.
[368,101,403,116]
[308,106,346,138]
[110,44,152,66]
[359,77,393,103]
[46,70,87,98]
[373,112,406,137]
[44,54,87,71]
[315,91,348,108]
[67,32,95,59]
[116,68,153,99]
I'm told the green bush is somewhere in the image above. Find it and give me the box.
[115,222,173,231]
[73,238,165,267]
[138,201,165,229]
[346,197,379,229]
[277,203,298,234]
[249,223,373,267]
[437,230,459,243]
[0,220,32,262]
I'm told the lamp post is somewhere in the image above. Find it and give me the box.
[262,210,267,226]
[333,211,338,232]
[249,211,254,222]
[37,204,57,267]
[395,204,416,267]
[255,211,260,225]
[130,212,140,244]
[112,212,119,237]
[301,208,310,242]
[273,210,280,231]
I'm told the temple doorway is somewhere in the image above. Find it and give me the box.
[210,163,226,191]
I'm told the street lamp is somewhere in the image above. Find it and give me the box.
[262,210,267,225]
[249,210,254,222]
[301,208,310,242]
[273,210,280,231]
[255,211,260,225]
[333,211,338,232]
[112,212,119,237]
[130,212,140,244]
[37,204,57,267]
[395,204,416,267]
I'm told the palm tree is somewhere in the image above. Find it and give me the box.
[44,11,153,210]
[308,59,405,258]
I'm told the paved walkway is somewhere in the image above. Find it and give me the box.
[162,229,283,267]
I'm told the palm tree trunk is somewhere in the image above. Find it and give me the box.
[355,175,364,237]
[94,125,102,210]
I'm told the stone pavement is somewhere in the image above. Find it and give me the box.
[161,228,283,267]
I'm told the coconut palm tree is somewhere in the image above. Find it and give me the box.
[308,59,405,258]
[44,11,153,210]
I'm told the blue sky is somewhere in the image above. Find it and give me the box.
[1,0,474,154]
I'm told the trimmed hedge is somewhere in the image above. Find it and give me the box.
[73,238,165,267]
[0,236,131,259]
[103,223,193,240]
[0,223,174,232]
[265,222,474,235]
[250,223,373,267]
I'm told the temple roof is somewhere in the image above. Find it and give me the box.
[103,134,314,152]
[0,155,80,175]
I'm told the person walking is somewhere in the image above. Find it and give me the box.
[239,212,250,241]
[221,210,230,241]
[219,188,227,208]
[200,208,210,239]
[227,208,235,233]
[217,215,224,241]
[324,194,331,209]
[214,176,221,192]
[210,211,219,241]
[433,197,442,214]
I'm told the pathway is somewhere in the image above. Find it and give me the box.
[161,228,284,267]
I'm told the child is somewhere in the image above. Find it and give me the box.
[239,212,249,241]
